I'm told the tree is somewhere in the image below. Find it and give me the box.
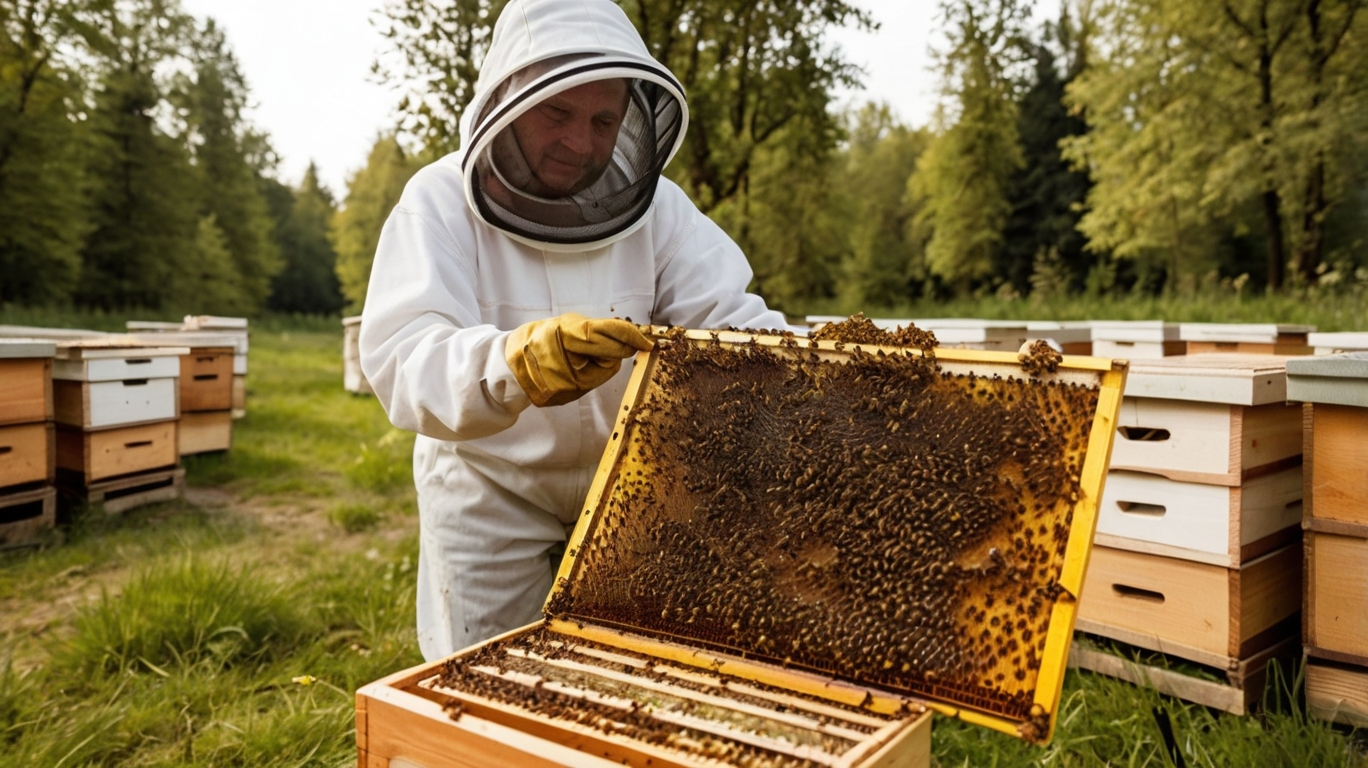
[331,135,420,314]
[77,0,199,310]
[179,18,281,313]
[167,214,247,314]
[837,103,931,308]
[909,0,1030,288]
[268,164,343,314]
[1064,0,1368,291]
[999,14,1093,295]
[0,0,92,303]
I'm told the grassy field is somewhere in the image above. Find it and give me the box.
[0,306,1364,767]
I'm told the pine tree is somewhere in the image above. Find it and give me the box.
[331,135,420,314]
[0,0,92,304]
[181,18,280,313]
[268,164,343,314]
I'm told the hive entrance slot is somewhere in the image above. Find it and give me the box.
[0,500,43,525]
[1111,584,1165,603]
[0,446,11,455]
[1116,501,1166,517]
[1118,426,1171,442]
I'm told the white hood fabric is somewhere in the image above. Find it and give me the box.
[460,2,686,250]
[359,0,789,661]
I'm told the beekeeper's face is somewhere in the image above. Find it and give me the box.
[511,78,630,197]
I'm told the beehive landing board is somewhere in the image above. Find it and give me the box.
[545,329,1125,744]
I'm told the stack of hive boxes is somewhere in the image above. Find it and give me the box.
[1180,323,1314,355]
[129,316,250,420]
[1287,352,1368,727]
[1090,320,1184,358]
[0,340,57,548]
[342,315,372,396]
[126,324,240,455]
[53,340,188,514]
[1075,354,1305,713]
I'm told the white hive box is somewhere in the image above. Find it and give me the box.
[900,318,1029,350]
[1179,323,1313,355]
[1090,321,1184,358]
[1308,331,1368,356]
[1026,321,1092,355]
[183,315,249,331]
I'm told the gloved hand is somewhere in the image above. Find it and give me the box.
[505,313,653,407]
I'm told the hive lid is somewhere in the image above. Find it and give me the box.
[1124,354,1292,405]
[1287,352,1368,407]
[0,339,57,359]
[1179,323,1314,343]
[1089,320,1179,342]
[545,329,1127,745]
[53,338,191,360]
[1308,332,1368,352]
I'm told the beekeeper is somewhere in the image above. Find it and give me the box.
[359,0,790,661]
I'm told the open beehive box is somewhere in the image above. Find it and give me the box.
[357,326,1128,768]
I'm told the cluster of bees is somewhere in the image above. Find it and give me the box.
[434,627,886,767]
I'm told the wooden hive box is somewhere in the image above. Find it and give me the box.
[1288,352,1368,727]
[1026,321,1092,355]
[1095,355,1305,566]
[179,410,232,455]
[0,486,56,549]
[1307,332,1368,356]
[178,347,235,412]
[357,329,1128,767]
[51,341,186,484]
[1090,321,1184,359]
[1179,323,1314,356]
[0,422,55,491]
[0,339,55,427]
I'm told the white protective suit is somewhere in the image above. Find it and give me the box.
[360,0,790,662]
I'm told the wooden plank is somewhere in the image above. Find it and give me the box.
[0,358,52,425]
[1306,532,1368,660]
[1307,403,1368,527]
[62,466,185,515]
[180,349,234,412]
[1090,321,1181,343]
[0,486,56,548]
[56,421,178,482]
[0,339,57,358]
[1186,342,1311,356]
[0,422,53,489]
[179,410,232,455]
[1092,340,1186,359]
[1235,543,1302,656]
[1077,545,1232,662]
[1303,517,1368,538]
[54,354,182,382]
[1305,661,1368,728]
[55,378,179,430]
[1110,398,1238,482]
[1123,355,1292,406]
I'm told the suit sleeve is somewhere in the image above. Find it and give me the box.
[650,181,794,331]
[359,180,531,442]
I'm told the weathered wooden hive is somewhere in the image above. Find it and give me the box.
[356,322,1128,768]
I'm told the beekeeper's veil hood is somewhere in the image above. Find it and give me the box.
[459,0,687,252]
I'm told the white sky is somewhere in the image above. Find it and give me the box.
[180,0,1058,198]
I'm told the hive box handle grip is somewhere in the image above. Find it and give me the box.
[1112,584,1165,603]
[125,440,153,449]
[0,446,11,455]
[1117,426,1171,442]
[193,374,218,381]
[1116,500,1166,518]
[122,379,149,387]
[126,358,152,365]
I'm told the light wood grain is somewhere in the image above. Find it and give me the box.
[0,422,53,488]
[1305,662,1368,728]
[0,358,51,425]
[180,349,234,412]
[1307,533,1368,659]
[231,374,246,417]
[1092,340,1186,359]
[1078,545,1232,660]
[1186,342,1312,356]
[1308,403,1368,527]
[56,421,178,481]
[179,411,232,455]
[1235,544,1302,656]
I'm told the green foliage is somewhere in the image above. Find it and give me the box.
[268,164,344,315]
[911,0,1029,287]
[0,0,90,304]
[837,104,931,307]
[346,427,417,494]
[331,134,420,313]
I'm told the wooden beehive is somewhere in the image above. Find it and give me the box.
[1307,332,1368,356]
[357,328,1128,767]
[1179,323,1314,356]
[1090,321,1184,359]
[1026,322,1092,355]
[1289,352,1368,728]
[179,410,232,455]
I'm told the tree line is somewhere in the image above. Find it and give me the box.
[5,0,1367,318]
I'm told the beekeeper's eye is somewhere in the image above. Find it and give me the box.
[593,114,619,135]
[539,104,570,122]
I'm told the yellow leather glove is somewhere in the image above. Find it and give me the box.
[505,313,653,407]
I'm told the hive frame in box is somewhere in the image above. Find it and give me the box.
[357,329,1128,767]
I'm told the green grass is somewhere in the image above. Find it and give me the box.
[0,309,1364,766]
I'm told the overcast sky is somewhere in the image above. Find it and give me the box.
[178,1,1056,198]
